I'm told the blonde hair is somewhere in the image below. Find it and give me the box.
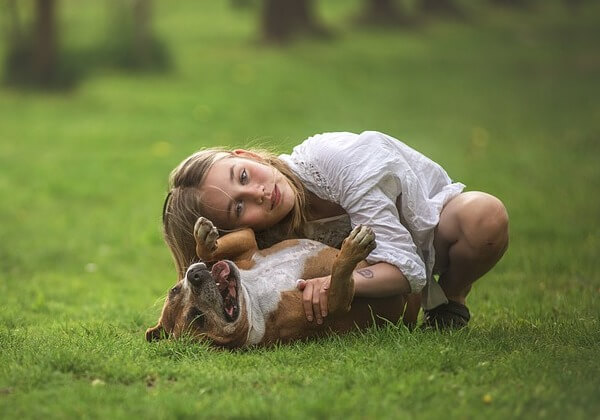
[163,147,308,279]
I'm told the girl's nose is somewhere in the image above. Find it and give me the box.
[245,184,265,203]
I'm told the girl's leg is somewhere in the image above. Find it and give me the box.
[433,191,509,305]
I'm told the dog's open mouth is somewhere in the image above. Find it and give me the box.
[211,261,239,322]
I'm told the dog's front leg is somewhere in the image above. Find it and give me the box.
[194,217,258,262]
[328,226,376,315]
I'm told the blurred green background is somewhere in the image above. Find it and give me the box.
[1,0,599,418]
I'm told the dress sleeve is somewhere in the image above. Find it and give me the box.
[341,185,427,293]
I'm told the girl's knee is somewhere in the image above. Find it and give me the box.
[460,192,509,253]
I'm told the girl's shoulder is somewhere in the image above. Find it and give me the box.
[293,131,402,163]
[280,131,407,202]
[292,131,357,156]
[281,130,413,178]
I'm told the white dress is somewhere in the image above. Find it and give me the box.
[279,131,465,310]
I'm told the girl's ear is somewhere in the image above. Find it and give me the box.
[233,149,263,161]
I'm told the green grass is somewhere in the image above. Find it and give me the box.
[1,1,599,418]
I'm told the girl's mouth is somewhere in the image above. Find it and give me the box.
[270,184,280,210]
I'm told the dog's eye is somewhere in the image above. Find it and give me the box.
[170,285,181,295]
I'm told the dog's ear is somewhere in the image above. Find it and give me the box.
[145,324,166,342]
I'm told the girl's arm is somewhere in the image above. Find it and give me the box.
[297,262,411,324]
[353,262,411,297]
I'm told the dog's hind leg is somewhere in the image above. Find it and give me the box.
[328,226,376,315]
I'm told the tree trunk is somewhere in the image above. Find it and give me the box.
[262,0,325,42]
[133,0,152,65]
[563,0,583,12]
[490,0,531,7]
[420,0,463,18]
[358,0,412,25]
[33,0,57,84]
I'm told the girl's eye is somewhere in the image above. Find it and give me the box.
[240,169,248,184]
[235,201,244,217]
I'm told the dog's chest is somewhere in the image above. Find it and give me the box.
[243,241,326,293]
[240,241,327,336]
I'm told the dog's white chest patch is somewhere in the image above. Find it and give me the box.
[240,241,326,344]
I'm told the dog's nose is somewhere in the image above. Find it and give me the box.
[186,263,208,286]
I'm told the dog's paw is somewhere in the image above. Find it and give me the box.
[194,217,219,256]
[342,225,376,262]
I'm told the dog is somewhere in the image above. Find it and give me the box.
[146,217,407,348]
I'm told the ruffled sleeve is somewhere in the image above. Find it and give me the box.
[341,184,428,292]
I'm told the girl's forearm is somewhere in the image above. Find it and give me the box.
[352,262,411,297]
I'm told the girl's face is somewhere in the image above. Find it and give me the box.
[199,150,296,231]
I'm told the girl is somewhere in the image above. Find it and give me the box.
[162,131,509,329]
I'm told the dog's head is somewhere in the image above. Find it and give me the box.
[146,261,249,348]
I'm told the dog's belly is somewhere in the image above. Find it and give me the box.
[243,239,335,291]
[260,292,405,345]
[240,239,338,344]
[238,239,406,346]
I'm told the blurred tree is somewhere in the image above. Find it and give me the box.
[261,0,328,42]
[3,0,25,73]
[419,0,463,18]
[33,0,57,84]
[4,0,58,86]
[563,0,584,12]
[132,0,152,65]
[357,0,413,25]
[490,0,532,7]
[106,0,168,69]
[2,0,169,88]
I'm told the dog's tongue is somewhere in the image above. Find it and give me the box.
[211,261,230,289]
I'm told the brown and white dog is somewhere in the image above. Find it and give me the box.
[146,217,407,348]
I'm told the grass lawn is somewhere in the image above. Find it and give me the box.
[1,1,599,418]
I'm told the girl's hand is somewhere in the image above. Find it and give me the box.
[296,276,331,324]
